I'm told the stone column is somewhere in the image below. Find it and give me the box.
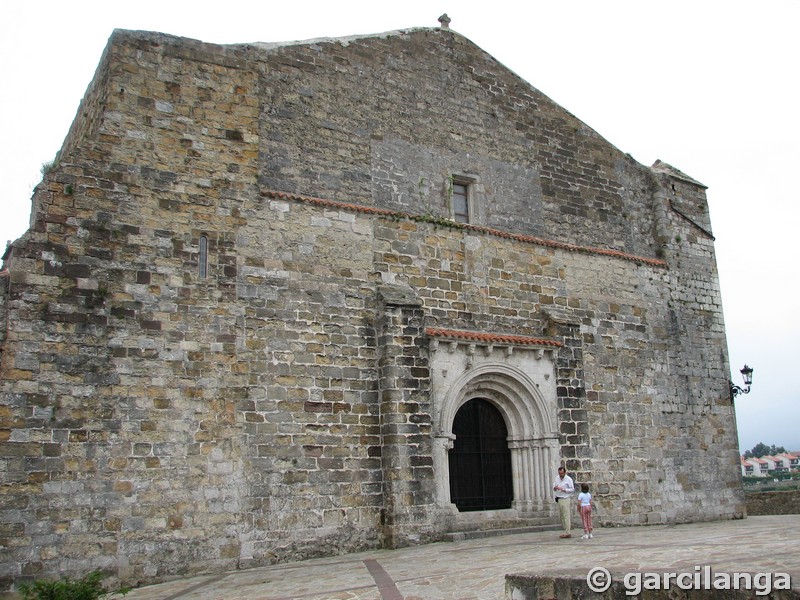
[545,315,590,483]
[508,440,526,511]
[433,433,455,507]
[376,285,437,547]
[532,444,543,502]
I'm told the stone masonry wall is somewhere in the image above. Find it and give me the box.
[369,205,740,525]
[746,489,800,516]
[258,28,658,258]
[0,27,743,590]
[0,32,263,588]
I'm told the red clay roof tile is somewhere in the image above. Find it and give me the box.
[425,327,562,347]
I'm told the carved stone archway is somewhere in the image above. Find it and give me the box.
[426,329,562,516]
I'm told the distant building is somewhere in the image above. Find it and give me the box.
[762,456,787,473]
[777,452,800,471]
[741,453,800,477]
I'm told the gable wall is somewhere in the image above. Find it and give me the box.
[259,29,658,257]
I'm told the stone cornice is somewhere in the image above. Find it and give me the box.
[425,327,562,358]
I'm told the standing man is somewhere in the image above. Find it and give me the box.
[553,466,574,538]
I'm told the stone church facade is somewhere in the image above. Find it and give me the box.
[0,20,744,590]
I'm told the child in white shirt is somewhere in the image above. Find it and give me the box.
[577,483,593,539]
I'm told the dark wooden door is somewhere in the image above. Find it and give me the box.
[448,398,513,511]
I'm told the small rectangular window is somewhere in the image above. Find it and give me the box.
[452,182,469,223]
[199,235,208,279]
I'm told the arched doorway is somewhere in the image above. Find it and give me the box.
[431,361,560,514]
[448,398,513,511]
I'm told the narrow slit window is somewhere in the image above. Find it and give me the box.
[452,182,470,223]
[199,235,208,279]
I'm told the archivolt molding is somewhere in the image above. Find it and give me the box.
[437,362,557,442]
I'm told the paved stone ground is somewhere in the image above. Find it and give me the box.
[106,515,800,599]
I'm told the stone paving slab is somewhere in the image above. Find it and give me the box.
[120,515,800,599]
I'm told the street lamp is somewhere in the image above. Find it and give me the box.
[730,364,754,401]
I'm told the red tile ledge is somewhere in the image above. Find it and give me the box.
[425,327,563,348]
[262,189,668,268]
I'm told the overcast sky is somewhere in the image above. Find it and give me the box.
[1,1,798,453]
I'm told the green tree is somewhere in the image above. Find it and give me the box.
[744,442,786,458]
